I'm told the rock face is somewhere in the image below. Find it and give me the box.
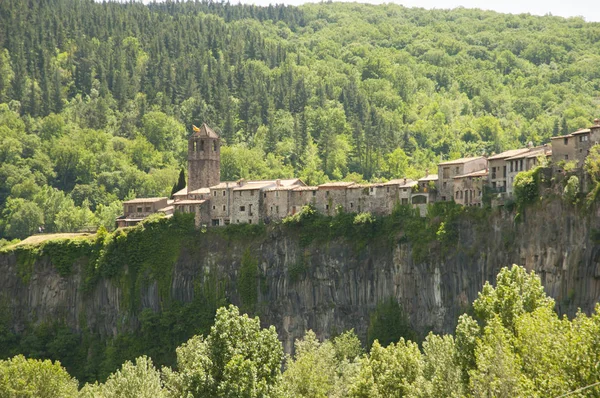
[1,201,600,352]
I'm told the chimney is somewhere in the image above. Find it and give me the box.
[425,168,429,176]
[276,179,281,187]
[595,118,600,126]
[237,178,245,187]
[403,177,407,184]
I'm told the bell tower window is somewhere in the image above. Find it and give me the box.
[213,141,217,151]
[200,140,205,151]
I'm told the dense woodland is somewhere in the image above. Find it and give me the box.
[1,0,600,240]
[4,265,600,397]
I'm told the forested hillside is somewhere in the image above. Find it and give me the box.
[1,0,600,240]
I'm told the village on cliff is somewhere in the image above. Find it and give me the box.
[117,119,600,228]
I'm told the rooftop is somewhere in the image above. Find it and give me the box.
[123,197,167,204]
[173,187,187,196]
[454,169,488,179]
[438,156,485,166]
[419,174,438,182]
[191,123,219,139]
[174,199,207,205]
[571,128,591,136]
[318,181,356,188]
[505,146,549,161]
[487,148,530,160]
[293,186,318,191]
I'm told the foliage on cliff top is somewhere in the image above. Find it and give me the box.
[282,202,486,261]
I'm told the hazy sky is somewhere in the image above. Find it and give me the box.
[138,0,600,22]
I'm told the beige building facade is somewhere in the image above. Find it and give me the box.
[437,157,487,202]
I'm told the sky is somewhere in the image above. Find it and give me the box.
[137,0,600,22]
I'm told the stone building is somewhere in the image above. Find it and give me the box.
[385,178,417,206]
[505,145,551,196]
[315,182,355,215]
[487,148,530,194]
[437,157,487,202]
[453,169,488,207]
[551,119,600,169]
[290,186,318,214]
[117,197,169,227]
[188,124,220,192]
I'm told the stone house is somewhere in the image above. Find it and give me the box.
[385,178,417,206]
[209,182,236,226]
[487,148,530,194]
[262,185,296,222]
[453,169,488,207]
[290,186,318,214]
[437,157,487,202]
[505,145,551,196]
[117,197,169,227]
[315,182,355,215]
[345,184,371,213]
[551,133,577,165]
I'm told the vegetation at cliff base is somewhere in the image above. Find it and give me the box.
[2,266,600,397]
[2,0,600,239]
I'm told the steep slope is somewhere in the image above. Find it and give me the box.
[1,200,599,355]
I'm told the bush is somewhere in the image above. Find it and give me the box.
[513,167,541,207]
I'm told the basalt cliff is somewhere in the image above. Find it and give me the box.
[1,201,599,353]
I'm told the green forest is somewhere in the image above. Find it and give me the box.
[4,265,600,397]
[2,0,600,241]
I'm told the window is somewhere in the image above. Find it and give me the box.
[326,191,330,197]
[441,196,446,201]
[250,190,254,196]
[386,187,390,193]
[401,198,408,205]
[403,188,407,193]
[264,193,267,198]
[275,191,279,198]
[212,205,216,210]
[145,206,151,212]
[270,206,273,212]
[370,187,374,193]
[510,162,513,173]
[491,167,496,179]
[519,159,523,171]
[240,206,246,212]
[213,191,217,196]
[276,205,279,213]
[443,167,450,178]
[492,182,497,189]
[200,140,205,151]
[222,190,226,196]
[128,205,133,213]
[239,191,242,196]
[455,166,459,174]
[350,202,354,208]
[137,207,143,212]
[249,219,252,224]
[565,154,569,160]
[443,182,447,189]
[312,191,316,197]
[564,137,569,145]
[503,165,507,178]
[213,141,217,151]
[325,204,329,210]
[222,205,226,211]
[212,219,219,226]
[455,191,459,199]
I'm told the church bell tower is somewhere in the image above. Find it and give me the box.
[188,124,221,191]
